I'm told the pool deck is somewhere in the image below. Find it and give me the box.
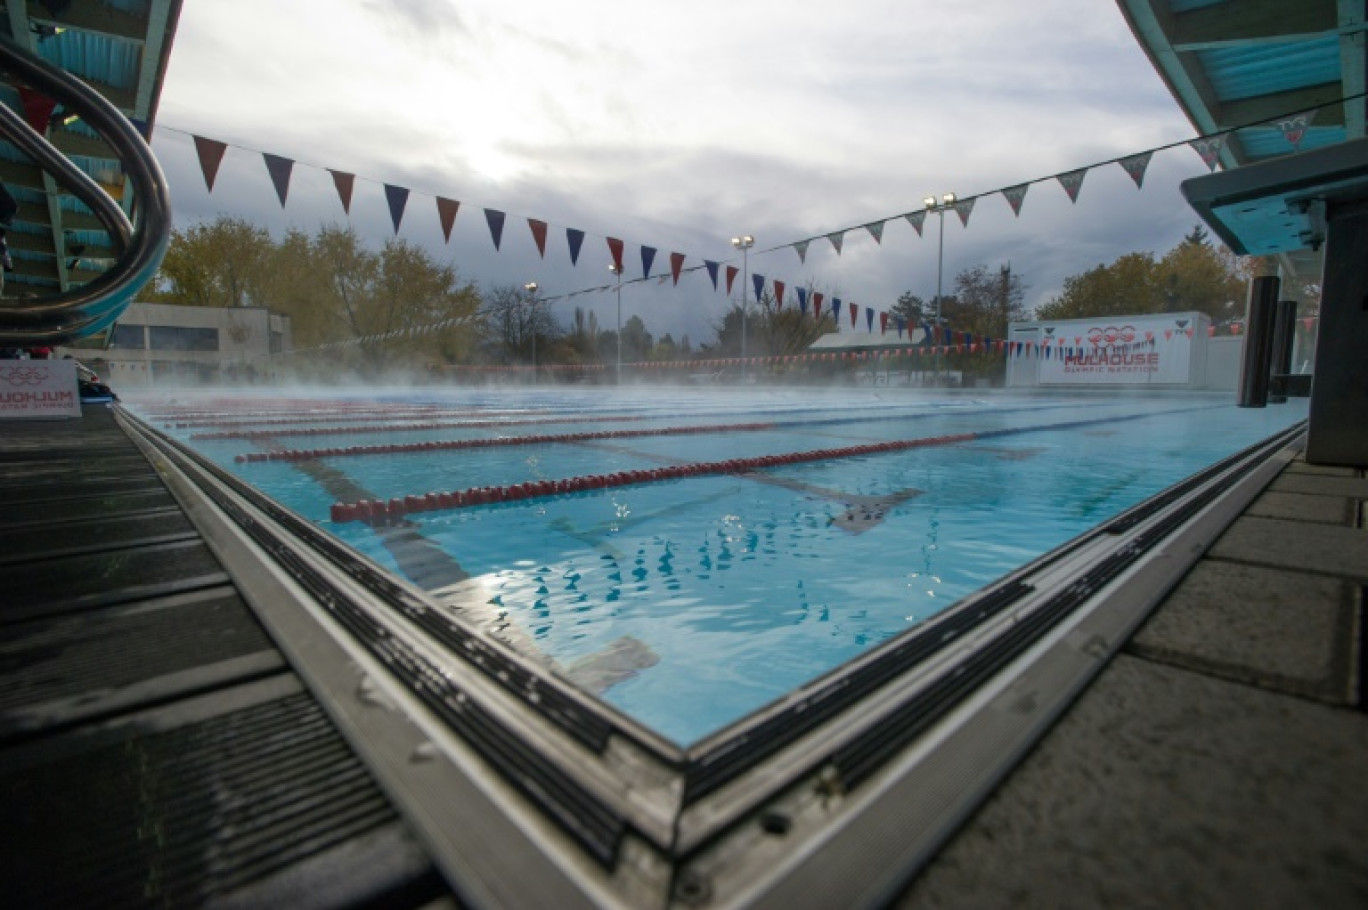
[2,400,1363,906]
[899,454,1368,907]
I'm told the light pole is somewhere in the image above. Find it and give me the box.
[523,281,539,383]
[607,262,622,384]
[922,193,955,387]
[731,234,754,381]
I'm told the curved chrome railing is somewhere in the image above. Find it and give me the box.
[0,34,171,346]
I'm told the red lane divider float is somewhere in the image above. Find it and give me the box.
[329,432,977,526]
[237,421,780,463]
[166,407,551,430]
[195,412,647,441]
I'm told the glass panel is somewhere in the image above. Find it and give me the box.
[148,326,219,351]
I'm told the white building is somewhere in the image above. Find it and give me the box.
[1005,311,1238,390]
[59,302,292,387]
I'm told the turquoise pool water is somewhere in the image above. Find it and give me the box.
[131,387,1307,744]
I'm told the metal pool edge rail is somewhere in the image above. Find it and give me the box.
[115,402,1305,908]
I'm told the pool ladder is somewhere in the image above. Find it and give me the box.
[0,34,170,347]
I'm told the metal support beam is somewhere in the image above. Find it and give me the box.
[1305,198,1368,465]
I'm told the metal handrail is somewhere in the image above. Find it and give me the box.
[0,34,171,346]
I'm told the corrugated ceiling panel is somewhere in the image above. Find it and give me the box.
[1198,35,1343,101]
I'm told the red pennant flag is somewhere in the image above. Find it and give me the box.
[880,312,889,333]
[527,218,548,258]
[1057,168,1087,203]
[1002,183,1029,217]
[436,197,460,242]
[726,265,738,295]
[262,153,294,207]
[848,302,857,327]
[329,169,355,214]
[774,280,785,309]
[17,87,58,134]
[384,184,409,234]
[193,136,228,192]
[607,237,624,273]
[813,292,824,318]
[670,252,685,285]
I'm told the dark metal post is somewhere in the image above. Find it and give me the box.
[1267,298,1297,401]
[1237,275,1279,408]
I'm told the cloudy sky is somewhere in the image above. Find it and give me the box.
[150,0,1212,345]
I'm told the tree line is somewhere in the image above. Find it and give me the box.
[147,216,1267,380]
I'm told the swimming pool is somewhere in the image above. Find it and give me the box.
[130,387,1308,744]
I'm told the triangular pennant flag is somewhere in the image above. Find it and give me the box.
[384,184,409,234]
[607,237,624,273]
[330,169,356,214]
[905,210,927,237]
[773,280,785,309]
[1276,110,1316,150]
[880,312,889,334]
[484,209,506,250]
[527,218,548,258]
[433,197,459,242]
[17,87,58,134]
[1056,168,1087,203]
[566,228,585,265]
[831,297,841,322]
[262,153,294,207]
[796,287,809,314]
[814,292,824,318]
[896,316,905,337]
[752,273,766,302]
[1190,134,1226,171]
[670,252,685,285]
[726,265,738,295]
[193,136,228,192]
[864,221,885,244]
[827,231,845,254]
[1002,183,1029,217]
[1118,151,1153,188]
[849,301,858,327]
[953,197,976,226]
[641,245,657,278]
[794,239,810,263]
[704,260,719,290]
[865,307,874,331]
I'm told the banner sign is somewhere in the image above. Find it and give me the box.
[0,359,81,418]
[1036,316,1194,385]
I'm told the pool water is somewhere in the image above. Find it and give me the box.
[132,387,1307,744]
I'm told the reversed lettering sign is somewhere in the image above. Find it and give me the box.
[0,359,81,418]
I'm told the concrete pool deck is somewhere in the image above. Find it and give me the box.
[2,401,1363,906]
[898,455,1367,907]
